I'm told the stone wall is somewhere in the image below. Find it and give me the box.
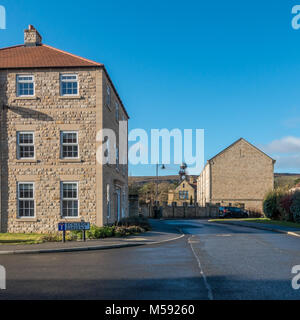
[197,139,274,213]
[101,70,129,226]
[0,67,129,233]
[140,204,219,219]
[211,139,274,212]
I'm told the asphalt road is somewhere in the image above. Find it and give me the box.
[1,219,300,300]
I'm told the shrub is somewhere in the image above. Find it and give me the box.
[87,225,115,239]
[40,232,78,242]
[278,193,294,222]
[127,226,145,234]
[68,223,147,240]
[70,225,115,240]
[291,191,300,223]
[117,216,151,231]
[263,190,283,220]
[114,226,128,237]
[40,233,61,243]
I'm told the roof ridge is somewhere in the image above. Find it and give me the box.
[209,138,275,162]
[42,44,103,67]
[0,44,24,51]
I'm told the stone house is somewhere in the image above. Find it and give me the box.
[197,138,275,212]
[168,178,197,206]
[290,182,300,193]
[0,25,129,233]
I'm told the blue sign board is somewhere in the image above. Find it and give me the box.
[58,222,90,231]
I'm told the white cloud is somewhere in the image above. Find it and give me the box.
[261,136,300,154]
[259,136,300,170]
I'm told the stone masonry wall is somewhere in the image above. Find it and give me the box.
[210,139,274,212]
[140,204,219,219]
[1,68,99,233]
[101,70,129,226]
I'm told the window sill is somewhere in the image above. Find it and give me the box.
[59,159,82,163]
[13,97,39,101]
[60,217,81,222]
[59,96,82,100]
[15,218,38,222]
[15,159,38,163]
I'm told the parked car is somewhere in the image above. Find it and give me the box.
[218,206,249,219]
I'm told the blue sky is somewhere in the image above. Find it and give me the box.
[1,0,300,176]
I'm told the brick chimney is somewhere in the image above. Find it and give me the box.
[24,25,42,47]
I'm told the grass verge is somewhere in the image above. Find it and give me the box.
[0,233,44,245]
[0,216,151,245]
[209,218,300,229]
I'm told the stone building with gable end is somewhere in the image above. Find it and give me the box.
[168,178,197,206]
[197,138,275,213]
[0,25,129,233]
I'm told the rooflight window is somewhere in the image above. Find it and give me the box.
[17,75,34,97]
[60,74,78,96]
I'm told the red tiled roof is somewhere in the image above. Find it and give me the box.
[0,44,103,69]
[0,42,129,118]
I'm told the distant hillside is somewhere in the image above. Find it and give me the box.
[129,175,198,186]
[129,173,300,189]
[274,173,300,189]
[129,175,181,186]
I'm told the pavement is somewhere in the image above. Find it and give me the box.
[0,219,184,255]
[211,219,300,237]
[1,219,300,299]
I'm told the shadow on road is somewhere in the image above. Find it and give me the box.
[1,276,299,300]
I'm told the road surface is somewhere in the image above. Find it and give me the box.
[0,219,300,300]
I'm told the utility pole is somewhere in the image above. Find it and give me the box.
[155,163,158,205]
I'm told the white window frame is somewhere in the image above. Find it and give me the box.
[60,74,79,96]
[16,75,35,97]
[17,182,35,218]
[61,181,79,218]
[17,131,35,160]
[60,131,79,159]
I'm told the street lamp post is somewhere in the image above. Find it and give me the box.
[155,163,166,205]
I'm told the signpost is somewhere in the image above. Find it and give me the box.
[58,222,90,243]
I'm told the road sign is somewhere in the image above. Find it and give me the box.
[58,222,90,242]
[58,222,90,231]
